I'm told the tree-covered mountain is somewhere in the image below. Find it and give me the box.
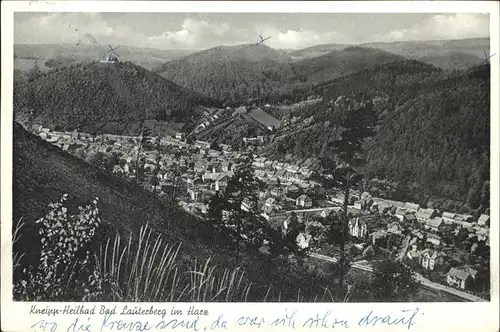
[288,43,351,60]
[363,38,489,59]
[362,38,488,70]
[267,61,490,204]
[154,44,303,104]
[155,45,407,104]
[363,64,490,205]
[292,46,405,84]
[14,61,217,135]
[416,52,484,71]
[288,38,489,71]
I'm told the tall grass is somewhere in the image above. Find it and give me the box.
[96,224,253,302]
[14,197,343,302]
[13,218,26,271]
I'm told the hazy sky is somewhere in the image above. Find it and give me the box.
[15,12,490,50]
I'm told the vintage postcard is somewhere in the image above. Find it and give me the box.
[1,1,499,331]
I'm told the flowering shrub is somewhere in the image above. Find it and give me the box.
[14,194,103,301]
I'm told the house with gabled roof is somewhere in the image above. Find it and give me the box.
[275,169,286,179]
[393,207,408,221]
[478,214,490,226]
[286,165,300,174]
[426,233,442,246]
[425,217,444,232]
[442,212,456,224]
[475,227,489,242]
[299,167,312,177]
[353,200,363,210]
[387,221,403,235]
[287,184,299,194]
[404,213,417,223]
[404,202,420,213]
[370,198,391,214]
[419,249,446,271]
[296,232,312,249]
[214,173,229,192]
[195,140,211,150]
[348,217,368,239]
[296,194,313,208]
[416,208,437,223]
[446,266,478,290]
[406,244,420,261]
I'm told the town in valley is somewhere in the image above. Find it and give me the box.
[11,12,491,303]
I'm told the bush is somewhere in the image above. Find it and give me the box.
[14,194,102,301]
[13,196,342,302]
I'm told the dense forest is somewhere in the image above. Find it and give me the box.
[292,46,405,85]
[364,64,490,206]
[268,62,490,206]
[14,61,216,135]
[155,45,407,104]
[155,44,304,104]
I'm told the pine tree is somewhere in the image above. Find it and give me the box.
[222,154,265,265]
[317,97,377,297]
[167,163,187,205]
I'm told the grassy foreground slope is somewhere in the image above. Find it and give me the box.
[13,123,334,301]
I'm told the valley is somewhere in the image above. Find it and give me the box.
[12,35,491,303]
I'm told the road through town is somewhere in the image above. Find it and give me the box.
[309,253,487,302]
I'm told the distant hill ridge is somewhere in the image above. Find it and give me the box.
[160,43,292,64]
[292,46,406,83]
[154,43,301,103]
[155,45,408,103]
[287,37,488,70]
[14,61,216,135]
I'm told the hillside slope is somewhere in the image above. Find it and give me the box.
[416,52,484,71]
[363,65,490,202]
[288,38,488,71]
[268,62,490,203]
[14,61,216,135]
[13,123,334,301]
[155,45,406,103]
[362,38,488,70]
[292,46,405,85]
[288,43,351,60]
[155,44,302,103]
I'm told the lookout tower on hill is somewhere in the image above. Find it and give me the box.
[100,45,120,64]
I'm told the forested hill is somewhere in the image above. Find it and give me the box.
[364,64,490,205]
[14,61,216,135]
[154,44,302,104]
[268,62,490,205]
[292,46,406,85]
[288,43,350,59]
[155,46,408,105]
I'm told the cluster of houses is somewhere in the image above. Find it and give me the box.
[342,192,490,292]
[26,122,490,294]
[27,125,142,164]
[191,109,225,134]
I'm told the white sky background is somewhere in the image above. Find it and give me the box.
[15,12,490,50]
